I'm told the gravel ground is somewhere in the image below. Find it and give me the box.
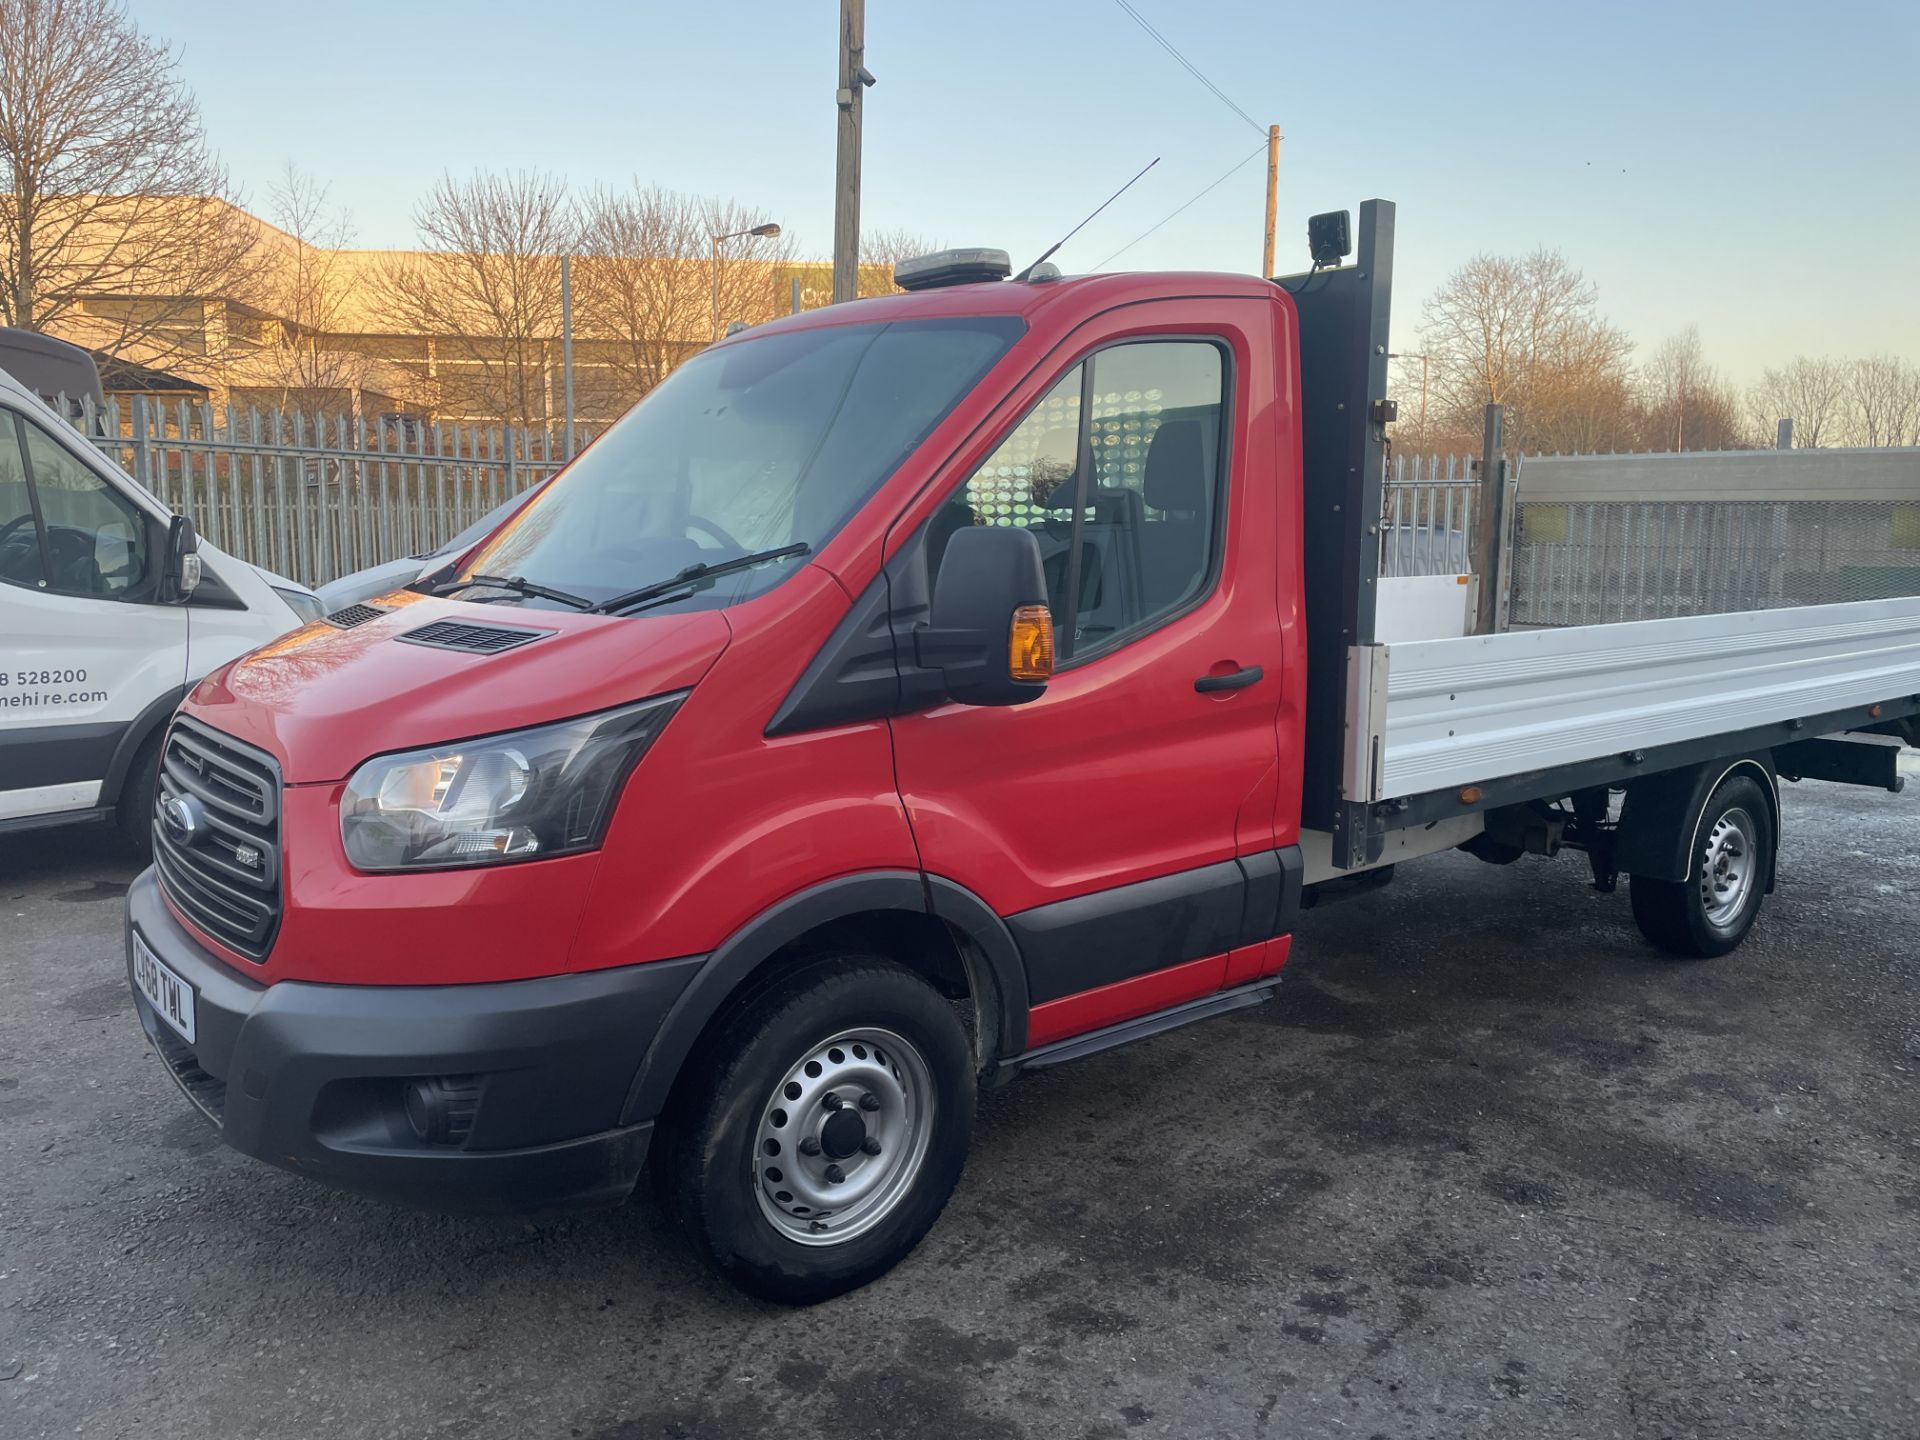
[2,768,1917,1440]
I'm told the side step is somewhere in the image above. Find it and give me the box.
[1010,978,1280,1073]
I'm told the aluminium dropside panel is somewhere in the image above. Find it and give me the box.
[1379,594,1920,801]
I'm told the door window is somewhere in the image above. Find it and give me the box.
[16,414,151,598]
[930,340,1227,662]
[0,412,49,589]
[926,363,1084,610]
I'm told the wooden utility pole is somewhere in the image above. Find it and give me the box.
[1261,124,1282,277]
[832,0,871,304]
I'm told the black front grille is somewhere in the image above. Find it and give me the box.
[153,717,282,962]
[324,602,389,629]
[396,620,552,654]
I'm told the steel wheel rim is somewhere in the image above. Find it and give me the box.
[753,1026,935,1247]
[1700,806,1757,929]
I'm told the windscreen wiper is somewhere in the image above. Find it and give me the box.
[593,543,812,616]
[429,573,595,610]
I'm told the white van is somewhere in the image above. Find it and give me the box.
[0,330,322,853]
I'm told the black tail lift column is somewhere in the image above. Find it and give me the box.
[1275,200,1395,870]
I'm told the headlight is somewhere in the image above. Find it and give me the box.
[339,694,686,871]
[274,585,327,626]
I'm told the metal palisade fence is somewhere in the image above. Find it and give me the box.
[49,390,1918,627]
[1384,447,1920,627]
[61,393,586,589]
[1380,452,1478,578]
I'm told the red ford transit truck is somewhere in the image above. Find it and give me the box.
[124,201,1920,1301]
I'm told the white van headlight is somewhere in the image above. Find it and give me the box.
[274,585,327,626]
[339,694,685,871]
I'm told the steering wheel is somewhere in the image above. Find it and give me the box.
[685,514,743,552]
[43,525,103,591]
[0,513,41,583]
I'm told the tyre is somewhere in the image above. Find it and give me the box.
[1629,773,1773,958]
[655,955,976,1304]
[115,730,164,861]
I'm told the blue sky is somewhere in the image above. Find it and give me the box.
[141,0,1918,382]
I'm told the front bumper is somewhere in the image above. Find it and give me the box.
[125,869,703,1214]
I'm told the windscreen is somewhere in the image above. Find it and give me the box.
[456,316,1023,612]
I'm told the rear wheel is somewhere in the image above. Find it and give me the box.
[655,955,975,1304]
[115,730,163,861]
[1629,773,1773,958]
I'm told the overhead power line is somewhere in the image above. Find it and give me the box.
[1092,140,1267,270]
[1110,0,1265,138]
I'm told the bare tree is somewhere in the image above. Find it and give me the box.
[1528,358,1639,456]
[1417,249,1634,453]
[1748,356,1849,448]
[1846,354,1920,448]
[235,165,388,417]
[0,0,260,374]
[376,171,577,428]
[575,184,794,408]
[1639,327,1745,451]
[858,228,940,297]
[1386,352,1474,456]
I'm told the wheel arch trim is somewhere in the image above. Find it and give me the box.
[100,685,187,809]
[620,870,1028,1126]
[1617,753,1780,888]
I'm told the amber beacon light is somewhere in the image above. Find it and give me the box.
[1009,606,1055,681]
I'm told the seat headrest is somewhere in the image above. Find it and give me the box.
[1144,419,1207,513]
[1025,427,1080,509]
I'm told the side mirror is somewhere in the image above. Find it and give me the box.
[916,525,1053,706]
[164,513,201,601]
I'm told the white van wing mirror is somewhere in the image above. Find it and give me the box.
[165,513,201,599]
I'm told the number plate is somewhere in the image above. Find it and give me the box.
[132,931,196,1044]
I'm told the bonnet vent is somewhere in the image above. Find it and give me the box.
[395,620,554,655]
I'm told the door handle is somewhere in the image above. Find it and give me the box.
[1194,665,1263,693]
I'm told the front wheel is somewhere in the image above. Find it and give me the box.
[115,730,164,861]
[655,956,976,1304]
[1629,773,1773,958]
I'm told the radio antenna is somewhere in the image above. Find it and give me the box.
[1011,157,1160,282]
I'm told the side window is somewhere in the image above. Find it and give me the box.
[930,339,1227,662]
[0,412,49,590]
[18,416,151,598]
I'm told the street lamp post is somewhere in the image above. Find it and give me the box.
[711,222,782,341]
[1388,351,1429,437]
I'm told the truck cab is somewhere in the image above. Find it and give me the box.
[120,206,1920,1303]
[0,330,323,849]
